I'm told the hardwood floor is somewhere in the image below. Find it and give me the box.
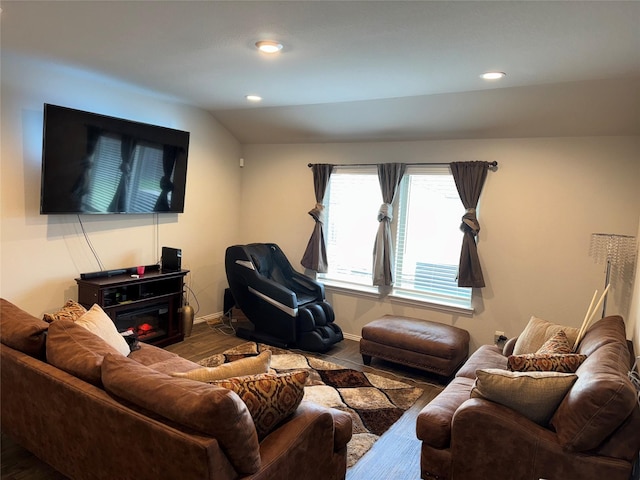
[1,321,445,480]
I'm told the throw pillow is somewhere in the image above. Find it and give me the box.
[512,316,579,355]
[75,304,130,356]
[211,370,309,439]
[507,353,587,373]
[171,350,272,382]
[471,368,577,425]
[0,298,49,358]
[536,330,573,354]
[43,299,87,323]
[46,319,123,386]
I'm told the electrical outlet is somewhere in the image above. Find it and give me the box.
[494,330,505,345]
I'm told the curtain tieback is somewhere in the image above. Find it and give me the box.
[461,208,480,234]
[378,203,393,222]
[308,203,326,224]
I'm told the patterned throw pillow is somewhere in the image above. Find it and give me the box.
[507,353,587,373]
[170,351,272,382]
[43,299,87,323]
[211,370,309,439]
[471,368,577,425]
[536,330,573,354]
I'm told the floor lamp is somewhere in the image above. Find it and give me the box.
[589,233,637,318]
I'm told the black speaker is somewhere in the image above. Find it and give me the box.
[161,247,182,272]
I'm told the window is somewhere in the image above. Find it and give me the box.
[320,165,472,308]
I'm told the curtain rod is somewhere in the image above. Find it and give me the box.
[307,161,498,168]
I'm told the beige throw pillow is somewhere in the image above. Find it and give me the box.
[75,304,130,356]
[171,350,272,382]
[512,316,579,355]
[471,368,577,425]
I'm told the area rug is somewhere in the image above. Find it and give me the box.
[198,342,424,468]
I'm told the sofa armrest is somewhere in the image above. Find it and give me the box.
[249,275,298,310]
[450,398,633,480]
[250,401,352,480]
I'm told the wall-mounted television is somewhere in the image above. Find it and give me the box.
[40,104,190,214]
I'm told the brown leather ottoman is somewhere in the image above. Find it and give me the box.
[360,315,470,378]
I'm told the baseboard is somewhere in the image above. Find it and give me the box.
[343,332,361,342]
[195,312,224,325]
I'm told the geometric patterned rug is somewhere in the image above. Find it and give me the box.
[198,341,424,468]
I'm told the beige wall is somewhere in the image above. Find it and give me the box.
[630,219,640,360]
[240,139,640,351]
[0,53,243,318]
[2,52,639,355]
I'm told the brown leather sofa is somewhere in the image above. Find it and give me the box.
[0,298,351,480]
[416,315,640,480]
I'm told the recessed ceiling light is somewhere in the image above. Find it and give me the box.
[480,71,506,80]
[255,40,283,54]
[245,95,262,102]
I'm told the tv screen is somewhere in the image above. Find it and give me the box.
[40,104,190,214]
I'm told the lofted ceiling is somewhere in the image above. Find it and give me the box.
[2,0,639,144]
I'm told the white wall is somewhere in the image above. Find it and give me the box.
[0,53,243,318]
[240,138,640,351]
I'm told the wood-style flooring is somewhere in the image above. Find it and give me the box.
[1,321,446,480]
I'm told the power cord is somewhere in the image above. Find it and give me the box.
[183,283,200,316]
[77,214,105,270]
[206,311,236,336]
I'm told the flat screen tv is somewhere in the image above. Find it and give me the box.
[40,104,190,214]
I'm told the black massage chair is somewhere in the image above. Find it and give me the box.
[225,243,343,352]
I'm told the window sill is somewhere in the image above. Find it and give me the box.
[321,280,474,316]
[388,292,474,316]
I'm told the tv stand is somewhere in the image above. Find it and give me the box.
[75,268,189,347]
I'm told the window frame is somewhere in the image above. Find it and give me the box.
[318,165,474,315]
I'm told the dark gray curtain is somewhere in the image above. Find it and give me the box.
[109,136,136,212]
[373,163,406,286]
[301,164,334,272]
[450,161,490,288]
[154,145,178,212]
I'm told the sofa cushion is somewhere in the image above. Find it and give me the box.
[471,368,577,425]
[75,304,130,356]
[536,329,573,354]
[507,353,587,373]
[128,342,181,365]
[46,319,124,386]
[211,370,309,439]
[0,298,49,359]
[171,350,271,382]
[551,337,637,452]
[101,353,261,474]
[512,316,579,355]
[145,356,203,375]
[43,299,87,323]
